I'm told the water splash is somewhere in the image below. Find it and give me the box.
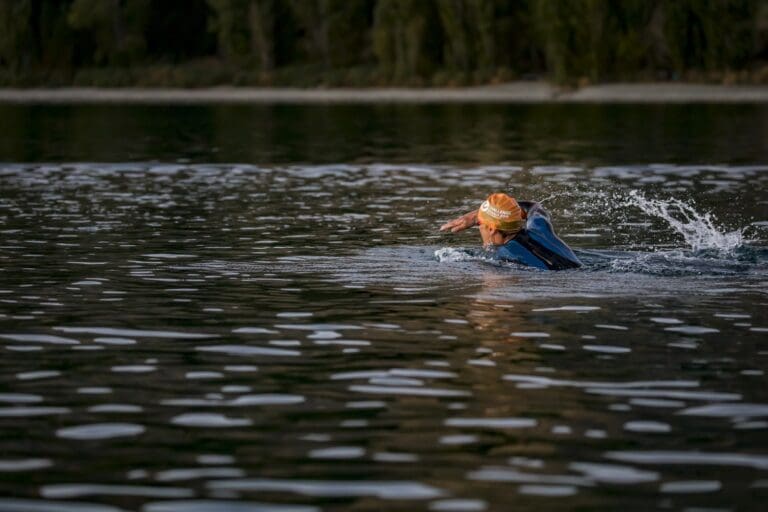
[626,190,745,255]
[434,247,490,263]
[433,247,515,266]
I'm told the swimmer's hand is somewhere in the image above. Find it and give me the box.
[440,210,478,233]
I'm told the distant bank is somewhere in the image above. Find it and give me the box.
[1,83,768,104]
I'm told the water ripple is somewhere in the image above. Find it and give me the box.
[41,484,192,499]
[142,501,319,512]
[0,498,127,512]
[56,423,145,440]
[503,374,699,389]
[0,407,70,417]
[54,327,217,339]
[604,451,768,470]
[170,413,253,428]
[444,418,537,429]
[1,158,767,510]
[0,334,79,345]
[349,385,470,398]
[678,403,768,418]
[207,479,444,499]
[196,345,300,357]
[0,458,52,471]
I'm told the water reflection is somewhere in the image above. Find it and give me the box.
[1,104,768,165]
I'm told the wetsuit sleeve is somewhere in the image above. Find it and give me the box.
[520,202,582,269]
[520,202,552,236]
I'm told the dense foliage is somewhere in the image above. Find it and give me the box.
[1,0,767,86]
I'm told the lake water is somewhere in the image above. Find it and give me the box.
[0,103,767,512]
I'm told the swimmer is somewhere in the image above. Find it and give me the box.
[440,192,581,270]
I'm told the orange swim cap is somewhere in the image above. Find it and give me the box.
[477,193,524,233]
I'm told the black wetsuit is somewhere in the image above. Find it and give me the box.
[494,201,581,270]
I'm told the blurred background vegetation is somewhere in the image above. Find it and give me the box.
[1,0,767,87]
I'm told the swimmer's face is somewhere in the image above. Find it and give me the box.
[479,222,504,248]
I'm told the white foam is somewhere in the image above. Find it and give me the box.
[627,190,745,254]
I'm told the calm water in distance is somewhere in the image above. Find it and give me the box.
[0,103,767,512]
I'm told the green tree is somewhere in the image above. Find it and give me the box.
[372,0,441,82]
[38,1,78,71]
[0,0,33,71]
[208,0,286,72]
[435,0,500,76]
[206,0,251,62]
[1,0,766,86]
[248,0,276,71]
[663,0,757,73]
[533,0,661,83]
[288,0,372,69]
[67,0,149,65]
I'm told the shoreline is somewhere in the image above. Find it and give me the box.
[1,82,768,104]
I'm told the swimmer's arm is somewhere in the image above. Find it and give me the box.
[439,210,478,233]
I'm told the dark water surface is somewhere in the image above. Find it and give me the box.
[0,104,767,512]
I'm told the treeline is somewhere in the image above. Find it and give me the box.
[1,0,767,87]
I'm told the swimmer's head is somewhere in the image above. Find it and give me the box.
[477,193,524,235]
